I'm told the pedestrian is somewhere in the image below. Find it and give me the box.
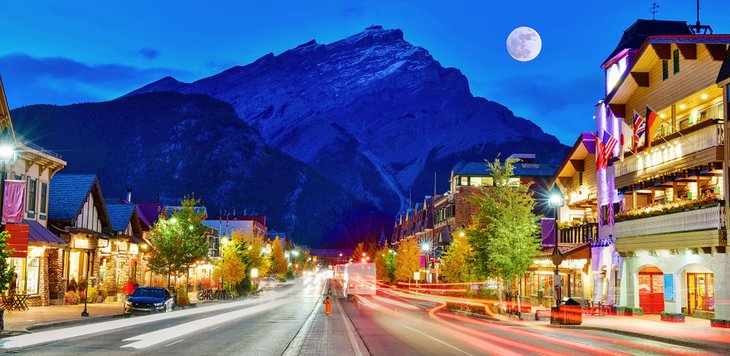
[323,296,332,316]
[124,278,135,299]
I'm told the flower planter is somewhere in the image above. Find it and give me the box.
[711,319,730,328]
[661,312,685,323]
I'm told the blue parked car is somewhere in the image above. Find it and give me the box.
[124,287,175,315]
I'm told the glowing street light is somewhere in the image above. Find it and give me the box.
[421,242,430,252]
[250,268,259,279]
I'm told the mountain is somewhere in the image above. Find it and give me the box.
[129,26,568,213]
[10,92,386,248]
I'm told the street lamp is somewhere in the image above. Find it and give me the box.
[548,193,564,309]
[81,250,92,317]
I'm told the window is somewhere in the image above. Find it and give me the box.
[27,178,37,212]
[460,176,468,186]
[40,182,48,214]
[470,177,482,186]
[673,49,680,74]
[26,257,40,294]
[662,60,669,80]
[508,178,520,186]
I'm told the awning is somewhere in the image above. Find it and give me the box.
[537,243,591,260]
[5,223,29,258]
[24,219,66,245]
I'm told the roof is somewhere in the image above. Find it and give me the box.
[24,219,65,244]
[551,133,595,184]
[537,243,591,258]
[209,215,267,226]
[603,19,692,66]
[106,203,136,232]
[718,48,730,85]
[48,174,110,226]
[133,202,163,229]
[452,161,555,177]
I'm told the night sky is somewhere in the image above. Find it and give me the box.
[1,0,728,143]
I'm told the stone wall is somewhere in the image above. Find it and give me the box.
[39,249,49,306]
[47,248,65,304]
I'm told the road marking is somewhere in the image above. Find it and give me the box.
[398,323,474,356]
[210,325,220,331]
[165,339,184,347]
[334,295,365,356]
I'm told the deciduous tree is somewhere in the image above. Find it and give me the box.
[0,231,16,293]
[441,231,478,283]
[270,237,287,276]
[395,239,420,282]
[374,245,397,283]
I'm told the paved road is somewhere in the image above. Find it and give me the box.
[2,275,327,355]
[342,289,719,356]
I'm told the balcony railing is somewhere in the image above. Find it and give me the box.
[614,120,723,178]
[558,222,597,244]
[614,203,725,238]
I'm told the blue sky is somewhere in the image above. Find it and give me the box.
[1,0,728,143]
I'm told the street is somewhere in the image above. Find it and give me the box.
[2,275,722,355]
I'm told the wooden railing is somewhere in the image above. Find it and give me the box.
[614,203,725,238]
[558,222,597,244]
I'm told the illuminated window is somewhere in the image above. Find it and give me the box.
[673,49,680,74]
[460,176,468,186]
[470,177,482,186]
[508,178,520,186]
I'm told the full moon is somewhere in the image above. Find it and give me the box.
[506,27,542,62]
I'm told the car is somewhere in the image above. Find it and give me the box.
[124,287,175,315]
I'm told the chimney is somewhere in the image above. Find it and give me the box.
[127,188,132,202]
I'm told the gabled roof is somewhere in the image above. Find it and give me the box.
[603,19,692,66]
[106,203,141,234]
[132,202,164,230]
[551,133,595,184]
[452,161,555,177]
[49,174,110,229]
[718,49,730,86]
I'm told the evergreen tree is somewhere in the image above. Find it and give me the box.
[0,231,16,293]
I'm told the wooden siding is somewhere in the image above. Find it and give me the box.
[75,193,102,233]
[615,146,722,189]
[618,44,726,138]
[616,229,722,252]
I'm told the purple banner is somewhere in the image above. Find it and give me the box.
[3,180,25,224]
[582,132,597,154]
[419,254,427,268]
[541,218,556,248]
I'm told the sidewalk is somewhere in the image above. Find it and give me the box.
[3,302,125,332]
[505,312,730,353]
[284,281,369,356]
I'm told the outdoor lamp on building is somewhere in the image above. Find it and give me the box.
[548,193,564,309]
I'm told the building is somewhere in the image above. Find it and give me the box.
[204,215,268,242]
[599,19,730,323]
[1,77,68,306]
[525,136,598,307]
[103,202,145,289]
[48,174,112,296]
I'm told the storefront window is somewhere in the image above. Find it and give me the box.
[26,257,40,294]
[688,273,714,313]
[10,258,25,293]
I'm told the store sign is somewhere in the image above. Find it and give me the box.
[71,236,97,250]
[5,223,29,258]
[664,274,675,302]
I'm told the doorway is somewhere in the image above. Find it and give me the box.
[638,266,664,314]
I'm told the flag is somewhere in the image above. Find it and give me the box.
[633,111,646,153]
[600,130,618,169]
[594,132,603,170]
[646,106,658,146]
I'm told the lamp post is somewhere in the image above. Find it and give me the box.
[0,127,16,230]
[81,250,92,317]
[548,193,564,310]
[421,242,431,283]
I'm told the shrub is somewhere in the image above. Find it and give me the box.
[285,268,295,280]
[98,288,108,300]
[65,291,80,305]
[177,293,190,306]
[278,276,287,282]
[86,287,99,303]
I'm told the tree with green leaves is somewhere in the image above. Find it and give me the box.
[441,231,478,283]
[395,239,420,282]
[270,237,287,276]
[468,156,540,304]
[0,231,16,294]
[374,245,397,283]
[147,196,210,292]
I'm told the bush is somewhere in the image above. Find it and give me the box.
[466,287,499,301]
[177,293,190,306]
[98,288,109,300]
[235,279,251,297]
[285,268,295,280]
[65,291,80,305]
[278,276,287,282]
[86,287,99,303]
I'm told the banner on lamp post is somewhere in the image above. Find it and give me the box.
[2,180,25,224]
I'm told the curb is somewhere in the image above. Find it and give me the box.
[447,309,730,353]
[24,314,123,332]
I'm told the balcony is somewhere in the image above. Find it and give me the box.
[614,202,726,252]
[614,120,723,189]
[558,222,597,244]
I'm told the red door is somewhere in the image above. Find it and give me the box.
[638,269,664,314]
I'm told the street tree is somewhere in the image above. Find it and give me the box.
[0,231,16,293]
[147,196,210,294]
[394,238,420,282]
[441,231,478,283]
[270,236,287,276]
[374,245,397,283]
[468,157,540,303]
[213,236,246,290]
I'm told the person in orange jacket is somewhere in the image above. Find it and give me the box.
[324,296,332,316]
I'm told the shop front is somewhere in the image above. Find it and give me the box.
[523,251,592,307]
[63,233,99,291]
